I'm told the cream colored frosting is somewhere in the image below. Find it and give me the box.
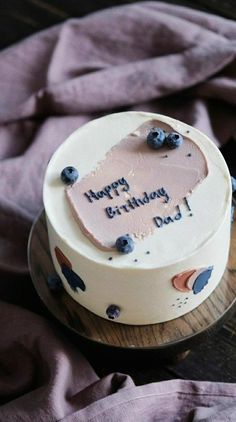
[66,120,208,250]
[43,111,231,324]
[44,112,230,269]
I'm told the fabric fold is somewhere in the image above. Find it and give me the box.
[1,2,236,421]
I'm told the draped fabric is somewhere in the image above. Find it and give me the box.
[0,3,236,420]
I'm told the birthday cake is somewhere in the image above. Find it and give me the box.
[43,111,232,325]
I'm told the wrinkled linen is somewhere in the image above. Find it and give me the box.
[0,2,236,421]
[1,302,236,422]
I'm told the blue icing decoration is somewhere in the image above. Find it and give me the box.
[193,266,213,295]
[61,264,86,292]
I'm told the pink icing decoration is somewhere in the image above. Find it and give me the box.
[172,269,196,292]
[66,120,208,250]
[55,246,72,269]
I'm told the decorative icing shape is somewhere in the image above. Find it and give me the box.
[66,119,208,250]
[172,269,196,292]
[186,269,203,290]
[192,266,213,295]
[61,264,86,292]
[172,266,213,294]
[55,246,72,269]
[55,246,86,292]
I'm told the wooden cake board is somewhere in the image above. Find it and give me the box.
[28,210,236,358]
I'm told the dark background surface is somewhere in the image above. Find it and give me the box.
[0,0,236,384]
[1,0,236,50]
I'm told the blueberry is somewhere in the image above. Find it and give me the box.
[106,304,120,319]
[147,128,166,149]
[231,176,236,193]
[166,132,183,149]
[115,235,134,254]
[61,166,79,185]
[47,275,63,292]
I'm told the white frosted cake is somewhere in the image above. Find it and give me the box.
[43,111,232,325]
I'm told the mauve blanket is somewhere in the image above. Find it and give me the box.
[0,2,236,421]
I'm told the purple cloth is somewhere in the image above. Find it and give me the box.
[1,302,236,422]
[0,2,236,420]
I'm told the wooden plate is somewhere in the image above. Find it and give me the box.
[28,210,236,350]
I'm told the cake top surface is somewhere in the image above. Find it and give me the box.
[43,111,231,269]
